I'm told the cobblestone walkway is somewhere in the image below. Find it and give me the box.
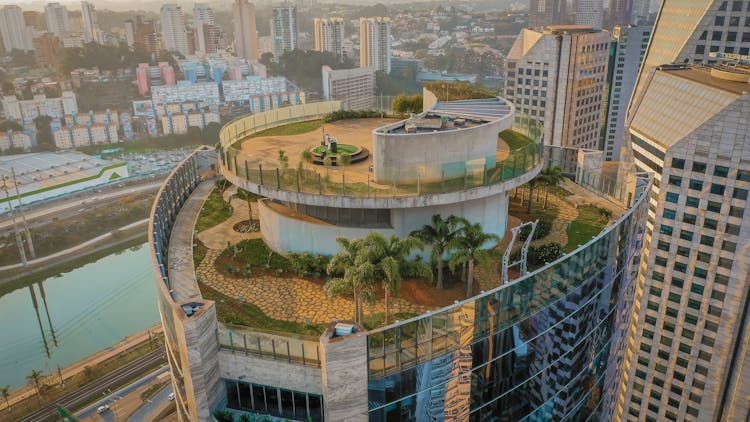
[197,189,262,249]
[197,249,433,324]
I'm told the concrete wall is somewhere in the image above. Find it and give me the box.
[259,192,509,256]
[372,114,512,183]
[220,351,323,395]
[422,86,438,110]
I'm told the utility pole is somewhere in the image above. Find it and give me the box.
[2,176,27,267]
[11,168,35,258]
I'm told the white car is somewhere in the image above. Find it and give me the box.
[168,392,175,401]
[96,405,110,414]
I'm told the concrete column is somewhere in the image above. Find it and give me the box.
[319,321,369,421]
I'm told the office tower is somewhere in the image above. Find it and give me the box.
[616,64,750,422]
[504,26,610,149]
[270,3,298,57]
[81,1,98,43]
[360,17,391,73]
[321,65,375,109]
[124,19,135,47]
[1,6,33,52]
[602,25,650,161]
[575,0,603,29]
[33,33,61,67]
[193,3,215,54]
[607,0,634,27]
[161,4,189,56]
[528,0,567,28]
[314,17,344,57]
[233,0,259,61]
[629,0,750,122]
[45,3,70,37]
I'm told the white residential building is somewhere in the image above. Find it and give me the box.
[161,110,219,134]
[0,131,32,152]
[270,3,298,57]
[161,4,189,56]
[360,17,391,73]
[1,92,78,124]
[314,18,345,58]
[321,66,376,110]
[45,2,70,37]
[53,121,118,148]
[81,1,98,43]
[150,82,221,116]
[0,6,33,52]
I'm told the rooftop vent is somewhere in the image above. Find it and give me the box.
[333,323,356,337]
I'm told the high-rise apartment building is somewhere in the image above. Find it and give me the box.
[124,19,135,47]
[631,0,651,25]
[607,0,634,27]
[617,64,750,422]
[321,65,375,109]
[161,4,189,57]
[528,0,567,29]
[270,3,298,58]
[0,6,33,52]
[23,11,46,31]
[314,18,345,58]
[602,25,650,161]
[233,0,259,61]
[45,2,70,37]
[504,25,610,149]
[81,1,98,43]
[193,3,216,54]
[33,33,61,67]
[575,0,604,29]
[133,16,159,55]
[360,17,391,73]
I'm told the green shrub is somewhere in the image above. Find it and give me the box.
[324,109,381,123]
[528,242,563,266]
[519,220,552,241]
[287,252,331,277]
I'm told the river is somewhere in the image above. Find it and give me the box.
[0,243,159,390]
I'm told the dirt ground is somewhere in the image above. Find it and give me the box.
[240,118,399,183]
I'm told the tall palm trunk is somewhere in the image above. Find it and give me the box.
[544,188,549,209]
[436,254,444,289]
[466,259,475,297]
[385,286,391,324]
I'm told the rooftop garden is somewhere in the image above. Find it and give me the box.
[423,81,498,101]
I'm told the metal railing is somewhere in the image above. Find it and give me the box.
[218,325,322,368]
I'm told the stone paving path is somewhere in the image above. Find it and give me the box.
[197,249,433,324]
[197,188,262,249]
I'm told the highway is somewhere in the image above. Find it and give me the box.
[0,181,162,232]
[75,365,171,421]
[16,348,166,422]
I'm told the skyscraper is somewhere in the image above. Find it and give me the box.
[80,1,98,43]
[528,0,567,29]
[607,0,634,27]
[160,4,189,57]
[193,3,215,54]
[617,63,750,422]
[504,26,610,149]
[0,5,33,52]
[359,17,391,73]
[124,19,135,47]
[602,25,650,161]
[314,18,345,58]
[270,3,298,58]
[574,0,604,29]
[233,0,259,61]
[45,2,70,37]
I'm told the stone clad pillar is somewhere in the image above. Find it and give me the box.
[319,321,369,421]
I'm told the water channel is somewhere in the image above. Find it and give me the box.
[0,243,159,390]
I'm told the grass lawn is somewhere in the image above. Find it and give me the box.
[312,143,359,155]
[564,206,609,252]
[217,238,293,274]
[195,188,233,233]
[499,129,534,150]
[231,119,325,149]
[193,238,208,269]
[199,282,325,337]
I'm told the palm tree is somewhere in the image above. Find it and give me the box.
[410,214,461,289]
[326,237,375,325]
[448,220,500,298]
[536,165,565,209]
[1,385,10,412]
[26,370,43,399]
[359,233,430,324]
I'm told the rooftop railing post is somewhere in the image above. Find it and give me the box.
[276,168,280,189]
[342,173,345,196]
[301,344,306,366]
[417,174,421,195]
[257,337,262,357]
[271,339,277,360]
[464,166,468,189]
[318,173,322,194]
[244,160,249,180]
[500,162,505,182]
[243,334,248,356]
[513,155,517,178]
[441,169,445,193]
[367,174,370,196]
[522,150,527,173]
[287,342,291,363]
[259,163,263,185]
[296,169,300,192]
[229,330,234,354]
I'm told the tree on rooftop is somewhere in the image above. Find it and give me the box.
[325,237,374,325]
[448,219,499,298]
[410,214,461,289]
[536,165,565,209]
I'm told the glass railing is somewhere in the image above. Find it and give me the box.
[218,325,322,368]
[221,142,540,198]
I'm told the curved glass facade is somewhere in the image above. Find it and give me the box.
[366,174,651,421]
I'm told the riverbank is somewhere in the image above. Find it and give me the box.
[0,324,164,419]
[0,226,147,292]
